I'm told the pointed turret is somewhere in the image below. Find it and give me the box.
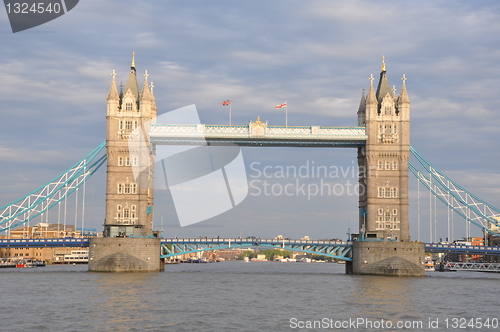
[375,56,394,105]
[366,74,377,106]
[357,88,366,126]
[397,74,410,104]
[107,70,119,101]
[107,70,120,116]
[140,70,152,101]
[124,52,140,100]
[397,74,410,121]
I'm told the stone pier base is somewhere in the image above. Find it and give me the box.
[346,241,425,277]
[88,237,164,272]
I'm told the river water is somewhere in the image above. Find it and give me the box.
[1,262,499,332]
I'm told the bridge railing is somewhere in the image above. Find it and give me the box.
[425,243,500,254]
[149,124,367,140]
[161,238,352,246]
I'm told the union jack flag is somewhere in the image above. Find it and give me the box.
[221,100,231,106]
[276,102,287,109]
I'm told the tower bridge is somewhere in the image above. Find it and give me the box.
[88,54,421,275]
[2,55,499,275]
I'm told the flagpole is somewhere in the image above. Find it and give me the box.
[285,100,288,128]
[229,102,232,125]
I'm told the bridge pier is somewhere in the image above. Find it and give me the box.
[346,241,425,277]
[88,238,164,272]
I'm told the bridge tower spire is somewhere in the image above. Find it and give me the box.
[358,58,411,242]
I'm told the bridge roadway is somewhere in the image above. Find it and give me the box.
[148,124,367,147]
[1,238,500,257]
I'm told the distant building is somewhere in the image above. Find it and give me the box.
[0,223,95,263]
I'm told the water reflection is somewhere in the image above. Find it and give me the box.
[89,272,175,331]
[350,275,421,320]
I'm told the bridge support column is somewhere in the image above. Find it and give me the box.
[347,241,425,277]
[88,238,164,272]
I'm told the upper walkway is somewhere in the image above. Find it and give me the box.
[149,124,367,147]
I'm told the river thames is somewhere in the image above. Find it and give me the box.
[1,262,499,331]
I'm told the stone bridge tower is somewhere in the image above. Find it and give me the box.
[89,54,163,272]
[350,58,424,277]
[357,57,410,242]
[103,53,157,238]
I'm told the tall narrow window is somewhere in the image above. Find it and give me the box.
[118,157,123,166]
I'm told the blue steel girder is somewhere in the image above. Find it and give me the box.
[257,243,352,261]
[409,147,500,236]
[160,239,353,261]
[0,142,107,232]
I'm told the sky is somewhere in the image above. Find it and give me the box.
[0,0,499,242]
